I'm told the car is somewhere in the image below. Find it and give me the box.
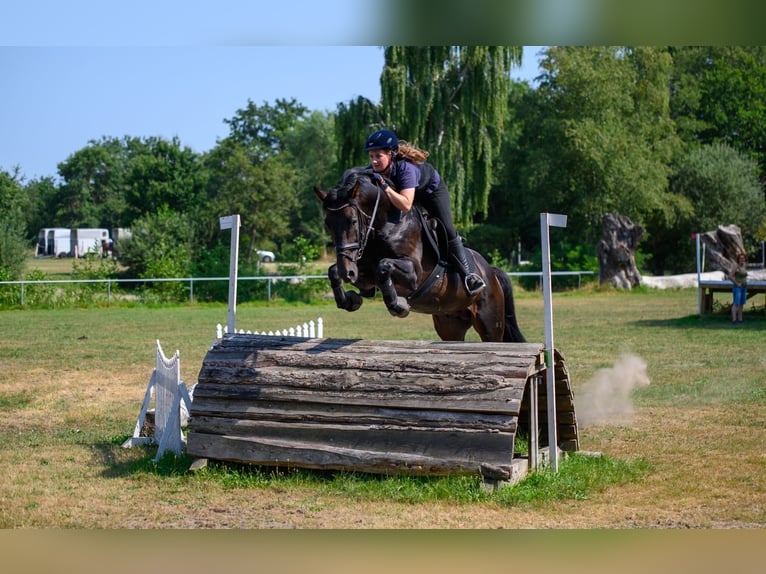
[255,249,276,262]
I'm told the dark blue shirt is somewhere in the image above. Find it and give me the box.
[392,159,441,193]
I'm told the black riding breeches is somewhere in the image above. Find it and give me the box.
[416,181,458,240]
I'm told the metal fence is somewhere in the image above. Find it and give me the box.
[0,271,597,306]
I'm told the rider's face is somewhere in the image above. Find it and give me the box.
[369,150,392,174]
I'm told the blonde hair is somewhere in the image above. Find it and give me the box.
[397,140,429,164]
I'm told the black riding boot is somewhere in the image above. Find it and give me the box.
[448,237,486,295]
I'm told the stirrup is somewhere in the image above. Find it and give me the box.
[465,273,485,295]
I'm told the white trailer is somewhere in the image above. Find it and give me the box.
[36,228,71,257]
[71,228,110,258]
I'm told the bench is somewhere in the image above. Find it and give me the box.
[698,279,766,314]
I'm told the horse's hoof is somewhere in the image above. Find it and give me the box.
[388,297,410,318]
[341,292,363,312]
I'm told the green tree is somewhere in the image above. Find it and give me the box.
[0,168,28,279]
[335,96,384,170]
[118,207,196,299]
[22,176,60,243]
[123,136,209,224]
[378,46,522,226]
[507,46,680,246]
[56,137,129,228]
[205,140,298,263]
[281,110,338,248]
[224,98,309,160]
[669,46,766,180]
[206,99,316,262]
[643,143,764,273]
[333,47,522,227]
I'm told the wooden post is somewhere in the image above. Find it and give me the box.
[528,373,540,470]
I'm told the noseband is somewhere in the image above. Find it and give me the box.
[326,179,382,262]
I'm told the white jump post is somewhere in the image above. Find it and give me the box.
[220,214,241,334]
[541,212,567,473]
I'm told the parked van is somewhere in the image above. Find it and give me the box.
[71,228,110,258]
[36,228,71,257]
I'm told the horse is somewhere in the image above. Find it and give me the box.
[314,167,526,343]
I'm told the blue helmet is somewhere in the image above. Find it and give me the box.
[365,129,399,152]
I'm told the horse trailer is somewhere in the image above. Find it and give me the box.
[71,228,110,258]
[36,228,71,257]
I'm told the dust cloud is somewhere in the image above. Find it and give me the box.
[576,353,650,428]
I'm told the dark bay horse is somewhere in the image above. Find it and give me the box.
[314,167,525,343]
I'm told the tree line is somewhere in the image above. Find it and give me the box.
[2,46,765,294]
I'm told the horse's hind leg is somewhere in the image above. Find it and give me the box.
[432,313,472,341]
[469,277,508,342]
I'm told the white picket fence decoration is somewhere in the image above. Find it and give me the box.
[215,317,323,340]
[122,340,194,461]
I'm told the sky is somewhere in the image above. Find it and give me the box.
[0,1,544,182]
[1,46,542,182]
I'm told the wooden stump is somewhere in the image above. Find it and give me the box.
[186,336,579,480]
[597,213,644,288]
[699,224,745,271]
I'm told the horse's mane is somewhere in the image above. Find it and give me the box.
[327,166,374,204]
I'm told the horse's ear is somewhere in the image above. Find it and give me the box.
[313,187,327,202]
[351,182,361,199]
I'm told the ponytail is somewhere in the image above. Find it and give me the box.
[397,141,429,164]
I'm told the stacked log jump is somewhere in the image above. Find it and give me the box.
[186,335,579,481]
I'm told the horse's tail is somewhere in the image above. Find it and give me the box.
[493,267,526,343]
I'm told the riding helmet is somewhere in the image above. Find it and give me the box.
[365,129,399,151]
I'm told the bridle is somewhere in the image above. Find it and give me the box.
[326,177,383,263]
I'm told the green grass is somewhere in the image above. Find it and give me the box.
[138,450,651,507]
[494,453,652,505]
[0,286,764,527]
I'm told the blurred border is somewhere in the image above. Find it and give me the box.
[3,530,765,574]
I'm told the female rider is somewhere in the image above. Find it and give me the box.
[365,129,486,296]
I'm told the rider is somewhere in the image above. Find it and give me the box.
[365,129,486,296]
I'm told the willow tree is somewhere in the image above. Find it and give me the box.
[379,46,522,227]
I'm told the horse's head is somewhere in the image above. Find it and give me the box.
[314,168,384,284]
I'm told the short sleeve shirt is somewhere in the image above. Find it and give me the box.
[389,160,420,191]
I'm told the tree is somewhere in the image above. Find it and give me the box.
[379,46,522,227]
[0,168,28,279]
[123,136,209,224]
[22,176,59,243]
[280,110,339,247]
[207,99,317,262]
[118,206,196,299]
[335,96,384,170]
[56,137,129,228]
[508,46,680,246]
[205,140,298,262]
[224,98,309,160]
[669,47,766,181]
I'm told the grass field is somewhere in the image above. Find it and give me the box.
[0,284,764,529]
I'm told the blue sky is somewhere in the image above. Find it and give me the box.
[1,2,543,181]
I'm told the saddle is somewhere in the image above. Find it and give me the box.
[406,207,450,303]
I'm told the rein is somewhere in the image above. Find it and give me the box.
[327,179,382,262]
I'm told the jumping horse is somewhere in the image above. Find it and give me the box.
[314,167,525,342]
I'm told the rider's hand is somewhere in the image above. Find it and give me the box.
[373,173,385,186]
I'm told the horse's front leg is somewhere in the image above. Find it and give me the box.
[328,264,362,312]
[376,258,418,318]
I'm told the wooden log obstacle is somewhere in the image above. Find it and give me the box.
[186,335,579,481]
